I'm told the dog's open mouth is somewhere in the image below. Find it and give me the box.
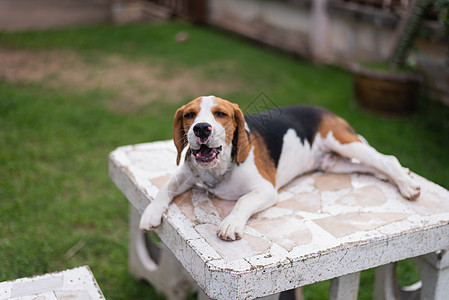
[192,145,222,165]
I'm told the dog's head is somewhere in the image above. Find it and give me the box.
[173,96,250,168]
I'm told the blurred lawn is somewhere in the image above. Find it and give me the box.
[1,22,448,299]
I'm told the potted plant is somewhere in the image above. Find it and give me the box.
[352,62,422,114]
[352,0,446,114]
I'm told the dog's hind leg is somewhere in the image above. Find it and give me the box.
[320,152,389,181]
[322,136,420,200]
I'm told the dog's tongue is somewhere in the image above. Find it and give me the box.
[195,145,216,159]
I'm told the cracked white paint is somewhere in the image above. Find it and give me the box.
[109,141,449,300]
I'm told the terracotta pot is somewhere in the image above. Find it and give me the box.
[352,64,422,114]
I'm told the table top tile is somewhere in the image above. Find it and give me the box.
[0,266,104,300]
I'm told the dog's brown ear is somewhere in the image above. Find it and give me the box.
[233,104,250,163]
[173,105,187,165]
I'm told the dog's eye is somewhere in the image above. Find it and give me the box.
[214,111,228,118]
[184,112,196,119]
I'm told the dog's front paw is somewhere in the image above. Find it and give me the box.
[139,202,165,231]
[217,215,246,241]
[397,175,421,200]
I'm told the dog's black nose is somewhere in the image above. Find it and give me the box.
[193,122,212,141]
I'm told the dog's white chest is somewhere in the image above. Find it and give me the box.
[212,150,270,200]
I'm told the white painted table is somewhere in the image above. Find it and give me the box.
[0,266,104,300]
[109,141,449,300]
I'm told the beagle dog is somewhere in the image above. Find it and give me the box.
[140,96,420,241]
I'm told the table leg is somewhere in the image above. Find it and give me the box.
[373,263,400,300]
[329,272,360,300]
[414,249,449,300]
[129,205,195,300]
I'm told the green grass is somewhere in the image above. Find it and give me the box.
[1,22,448,299]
